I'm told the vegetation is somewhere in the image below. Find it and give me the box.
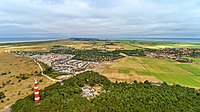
[1,40,200,111]
[44,71,68,78]
[11,71,110,112]
[0,51,52,109]
[16,74,30,80]
[189,58,200,63]
[190,52,200,58]
[115,49,146,56]
[92,82,200,112]
[41,62,68,78]
[11,71,200,112]
[0,92,5,100]
[176,64,200,76]
[118,69,131,74]
[96,56,200,87]
[50,46,124,62]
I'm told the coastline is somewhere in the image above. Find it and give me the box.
[0,38,61,44]
[0,37,200,44]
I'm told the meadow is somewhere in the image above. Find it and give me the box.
[187,57,200,63]
[95,56,200,88]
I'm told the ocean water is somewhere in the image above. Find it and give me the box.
[0,37,200,43]
[126,38,200,43]
[0,37,61,43]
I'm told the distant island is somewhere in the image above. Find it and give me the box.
[69,38,102,41]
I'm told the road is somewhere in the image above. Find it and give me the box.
[33,59,62,82]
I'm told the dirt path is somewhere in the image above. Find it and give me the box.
[33,59,62,82]
[0,104,13,112]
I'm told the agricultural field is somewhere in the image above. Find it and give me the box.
[95,56,200,88]
[110,40,200,49]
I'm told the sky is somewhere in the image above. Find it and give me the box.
[0,0,200,39]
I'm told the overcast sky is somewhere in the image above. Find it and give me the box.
[0,0,200,39]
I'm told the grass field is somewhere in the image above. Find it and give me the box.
[186,57,200,63]
[95,56,200,88]
[95,57,159,83]
[176,64,200,76]
[110,40,200,49]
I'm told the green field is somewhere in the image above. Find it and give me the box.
[98,56,200,88]
[193,58,200,63]
[118,69,131,74]
[176,64,200,76]
[187,57,200,63]
[134,57,200,87]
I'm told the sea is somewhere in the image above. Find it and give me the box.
[126,37,200,43]
[0,37,200,43]
[0,37,62,43]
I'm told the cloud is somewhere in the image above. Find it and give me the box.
[0,0,200,38]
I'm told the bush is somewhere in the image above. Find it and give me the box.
[17,74,29,80]
[0,92,5,100]
[1,72,7,75]
[39,79,43,83]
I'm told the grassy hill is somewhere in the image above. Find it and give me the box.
[0,52,53,110]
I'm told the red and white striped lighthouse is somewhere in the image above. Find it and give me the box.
[34,76,40,103]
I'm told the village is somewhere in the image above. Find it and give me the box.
[11,51,99,74]
[144,48,200,63]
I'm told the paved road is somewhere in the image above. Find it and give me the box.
[33,59,62,82]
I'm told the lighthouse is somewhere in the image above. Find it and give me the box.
[34,76,40,103]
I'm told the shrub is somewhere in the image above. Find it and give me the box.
[0,92,5,100]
